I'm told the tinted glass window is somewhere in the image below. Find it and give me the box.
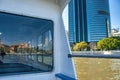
[0,12,53,74]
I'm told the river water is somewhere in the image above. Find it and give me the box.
[74,58,120,80]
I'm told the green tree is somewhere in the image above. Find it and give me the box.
[112,36,120,49]
[73,42,88,51]
[97,37,120,50]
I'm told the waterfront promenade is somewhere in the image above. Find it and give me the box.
[71,51,120,59]
[73,51,120,54]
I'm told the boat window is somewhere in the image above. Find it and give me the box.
[0,12,53,74]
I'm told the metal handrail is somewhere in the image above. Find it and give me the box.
[68,53,120,59]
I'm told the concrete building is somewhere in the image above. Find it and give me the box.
[112,28,120,37]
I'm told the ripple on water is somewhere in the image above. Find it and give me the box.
[74,58,120,80]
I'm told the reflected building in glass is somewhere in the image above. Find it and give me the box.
[68,0,111,44]
[0,12,53,73]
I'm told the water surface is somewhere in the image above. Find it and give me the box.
[74,58,120,80]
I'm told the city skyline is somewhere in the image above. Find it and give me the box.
[63,0,120,31]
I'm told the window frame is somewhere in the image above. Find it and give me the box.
[0,11,54,75]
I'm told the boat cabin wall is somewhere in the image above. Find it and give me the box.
[0,0,76,80]
[0,0,61,20]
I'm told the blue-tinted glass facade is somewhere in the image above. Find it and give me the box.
[86,0,111,42]
[68,0,76,43]
[69,0,111,43]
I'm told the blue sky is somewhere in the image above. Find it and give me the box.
[63,0,120,30]
[109,0,120,29]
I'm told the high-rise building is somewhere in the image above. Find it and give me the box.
[68,0,111,44]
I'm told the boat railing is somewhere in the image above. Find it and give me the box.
[69,51,120,59]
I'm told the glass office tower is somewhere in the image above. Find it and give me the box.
[69,0,111,43]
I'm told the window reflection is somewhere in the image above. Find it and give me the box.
[0,12,53,74]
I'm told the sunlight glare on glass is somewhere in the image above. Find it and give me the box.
[0,32,2,35]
